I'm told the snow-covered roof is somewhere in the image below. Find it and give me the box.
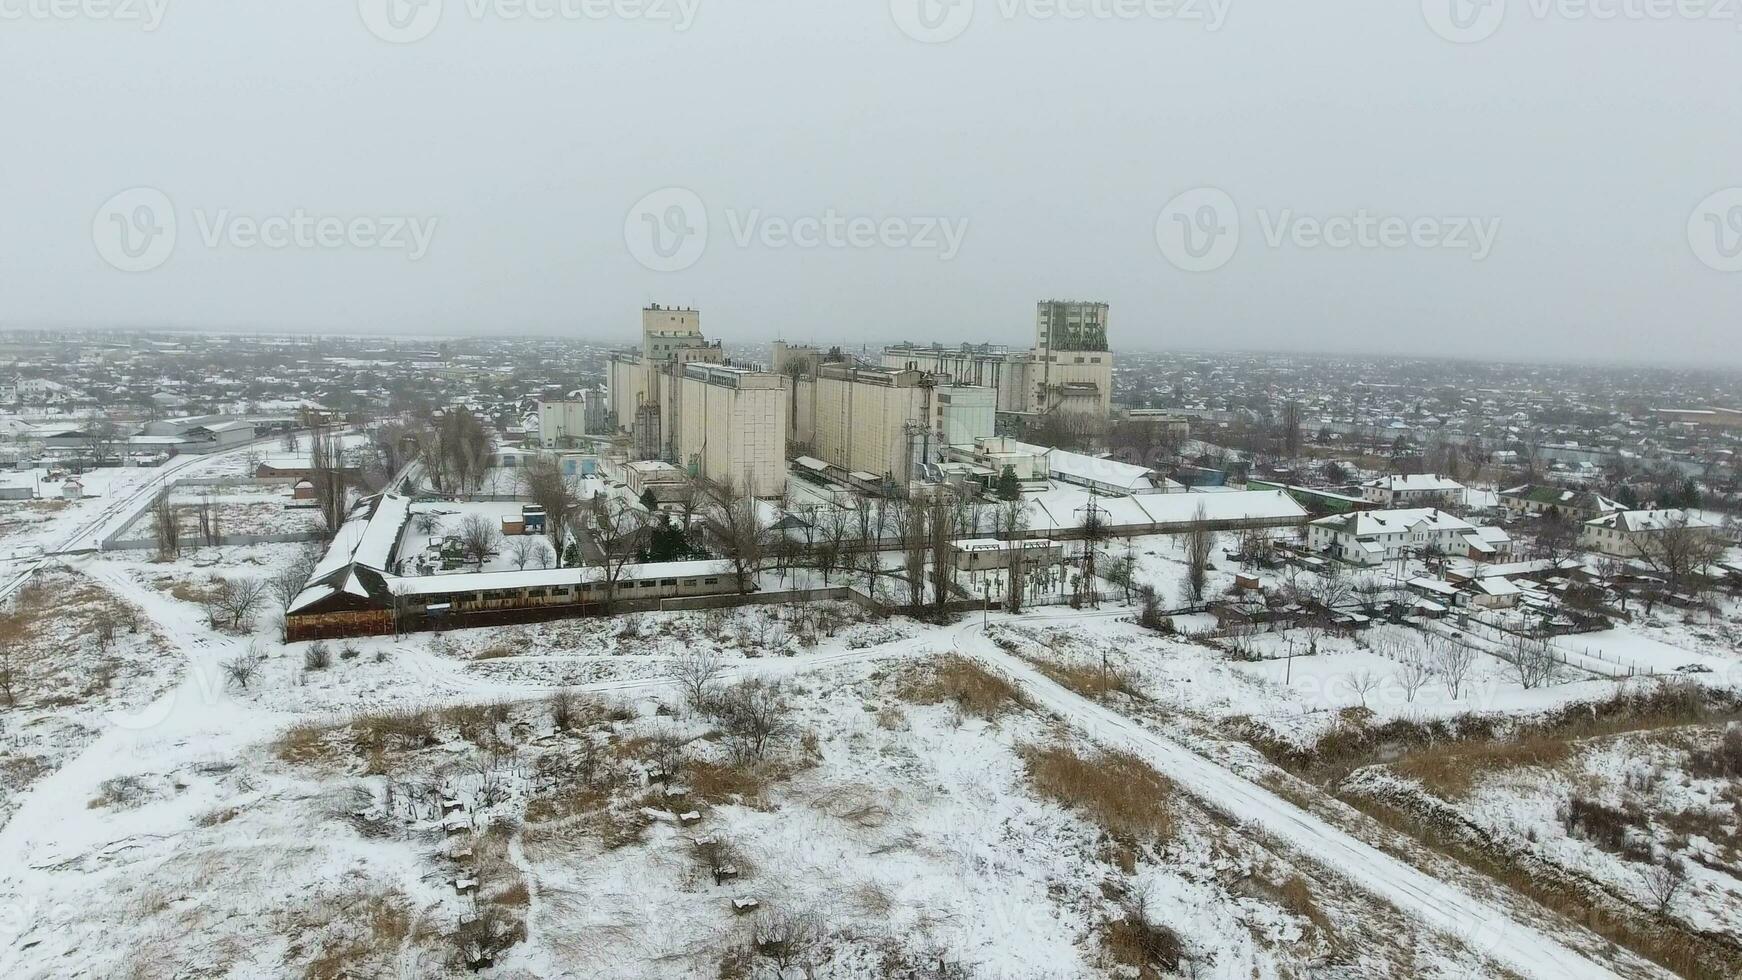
[1311,508,1475,536]
[1583,509,1717,533]
[1362,474,1464,493]
[1025,488,1306,532]
[389,559,738,597]
[352,493,412,570]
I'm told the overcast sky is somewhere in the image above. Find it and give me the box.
[3,0,1739,362]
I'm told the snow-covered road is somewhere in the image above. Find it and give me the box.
[953,619,1632,980]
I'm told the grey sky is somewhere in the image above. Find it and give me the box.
[2,0,1739,362]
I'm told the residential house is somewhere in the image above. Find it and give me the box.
[1578,509,1723,559]
[1359,473,1465,507]
[1307,508,1479,566]
[1499,484,1623,522]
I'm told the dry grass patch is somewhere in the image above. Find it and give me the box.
[1023,655,1141,701]
[1391,734,1573,797]
[292,887,422,980]
[1021,743,1174,843]
[898,655,1027,719]
[689,759,783,809]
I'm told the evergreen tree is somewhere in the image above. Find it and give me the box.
[995,466,1022,501]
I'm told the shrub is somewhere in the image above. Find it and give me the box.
[304,642,332,671]
[1104,893,1184,976]
[1562,795,1648,855]
[1690,728,1742,779]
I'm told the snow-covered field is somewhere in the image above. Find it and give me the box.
[1,516,1737,978]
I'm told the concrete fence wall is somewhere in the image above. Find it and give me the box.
[104,530,327,552]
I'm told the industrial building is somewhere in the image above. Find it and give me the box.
[606,306,789,498]
[786,361,996,487]
[881,299,1114,421]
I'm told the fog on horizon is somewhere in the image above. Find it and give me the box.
[3,0,1740,364]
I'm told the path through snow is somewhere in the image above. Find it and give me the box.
[954,617,1633,980]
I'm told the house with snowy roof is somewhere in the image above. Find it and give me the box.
[1578,509,1722,560]
[1307,508,1484,566]
[1498,484,1623,522]
[1359,473,1465,507]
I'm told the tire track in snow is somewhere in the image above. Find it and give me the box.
[952,620,1630,980]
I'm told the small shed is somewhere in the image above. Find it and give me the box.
[522,505,547,534]
[60,480,84,501]
[501,514,525,536]
[292,479,317,500]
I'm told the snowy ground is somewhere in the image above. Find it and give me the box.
[1,515,1736,978]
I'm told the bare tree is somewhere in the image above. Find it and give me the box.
[1344,670,1383,709]
[592,495,648,605]
[1004,538,1026,615]
[80,415,123,466]
[520,456,582,565]
[670,646,725,713]
[507,535,543,570]
[1183,503,1214,603]
[309,424,352,537]
[1431,634,1477,700]
[1397,643,1432,703]
[1638,515,1724,596]
[457,514,499,571]
[222,644,266,689]
[926,491,960,616]
[195,492,221,547]
[716,678,789,763]
[1511,634,1558,690]
[894,498,928,612]
[813,505,851,585]
[415,407,495,497]
[151,490,182,560]
[750,909,824,979]
[1640,856,1688,916]
[706,483,768,596]
[211,576,270,631]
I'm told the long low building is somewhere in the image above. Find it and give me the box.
[284,493,744,641]
[1015,487,1308,539]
